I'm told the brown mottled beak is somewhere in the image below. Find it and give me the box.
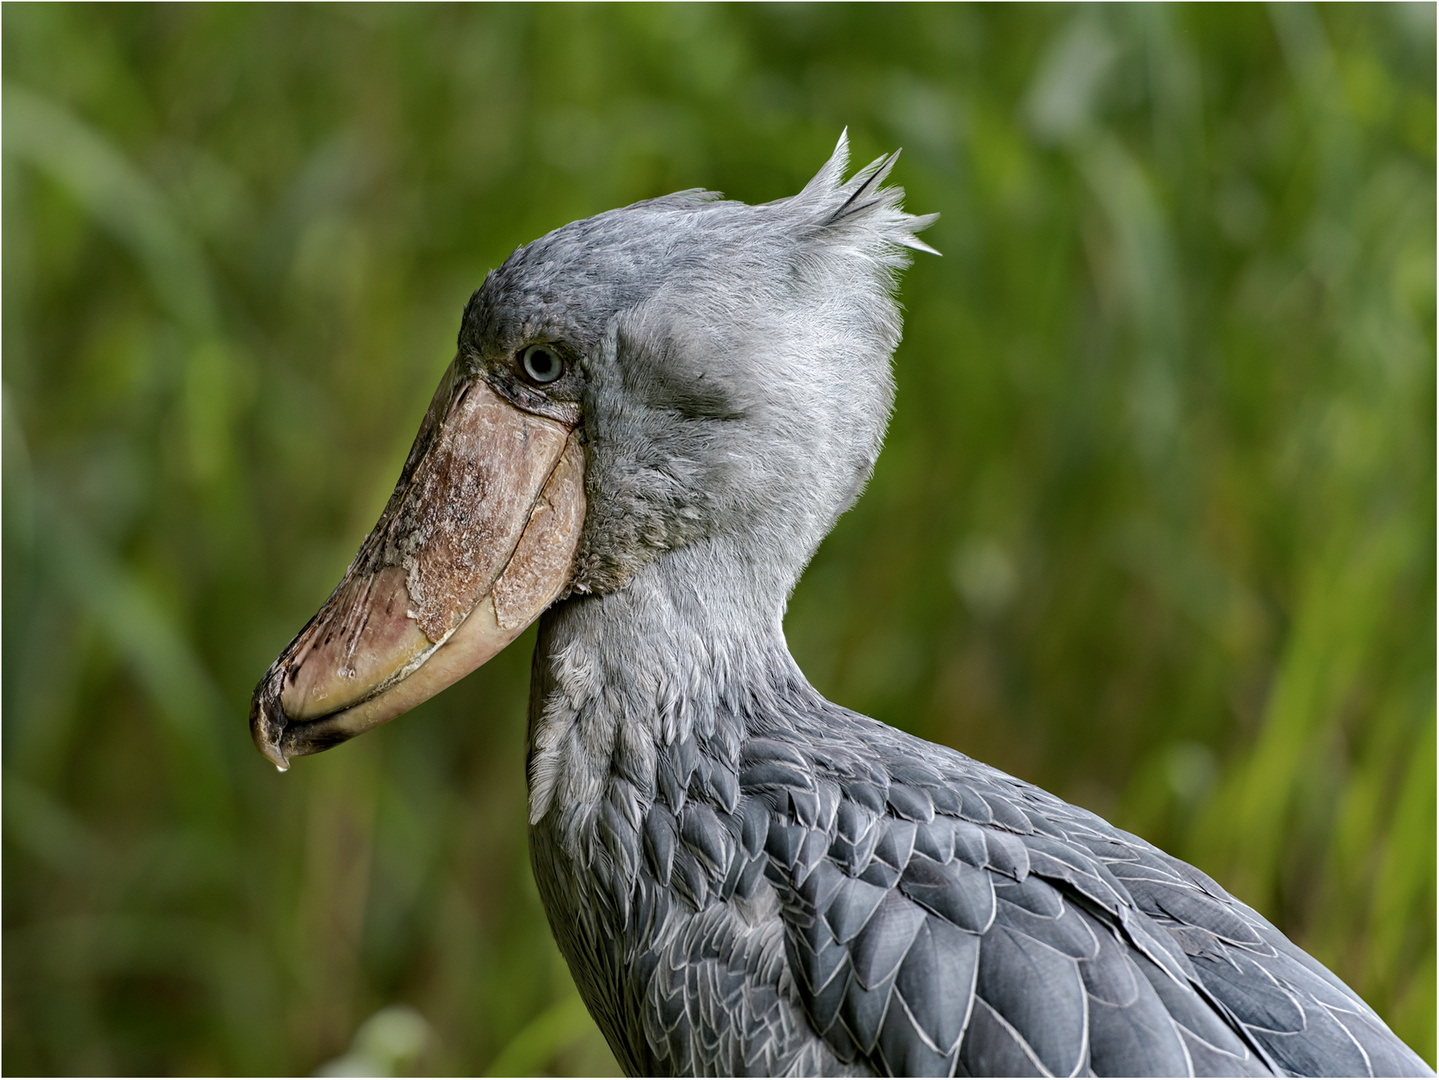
[250,360,585,770]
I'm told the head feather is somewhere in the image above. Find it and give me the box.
[793,130,940,263]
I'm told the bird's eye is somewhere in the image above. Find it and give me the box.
[519,344,564,385]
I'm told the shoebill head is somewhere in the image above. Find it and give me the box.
[251,132,937,769]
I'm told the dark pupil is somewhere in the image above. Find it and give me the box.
[526,347,558,381]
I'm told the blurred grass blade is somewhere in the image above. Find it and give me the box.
[485,993,596,1077]
[34,489,230,796]
[3,84,218,334]
[1368,715,1438,990]
[3,776,108,878]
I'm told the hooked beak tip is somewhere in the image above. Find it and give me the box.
[250,676,292,772]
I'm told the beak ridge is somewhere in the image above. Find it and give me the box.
[250,367,585,766]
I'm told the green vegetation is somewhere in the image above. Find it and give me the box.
[4,4,1433,1074]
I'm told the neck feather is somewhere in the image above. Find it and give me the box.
[525,536,818,839]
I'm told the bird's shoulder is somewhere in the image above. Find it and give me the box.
[629,706,1428,1077]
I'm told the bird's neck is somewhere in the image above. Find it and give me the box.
[525,537,819,845]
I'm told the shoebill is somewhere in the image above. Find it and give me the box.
[251,135,1431,1078]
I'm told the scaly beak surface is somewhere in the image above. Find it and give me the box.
[250,361,584,770]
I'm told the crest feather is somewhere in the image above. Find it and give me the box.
[796,130,939,259]
[797,128,853,198]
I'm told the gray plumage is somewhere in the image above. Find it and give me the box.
[451,135,1432,1077]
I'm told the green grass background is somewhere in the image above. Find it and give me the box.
[3,4,1434,1074]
